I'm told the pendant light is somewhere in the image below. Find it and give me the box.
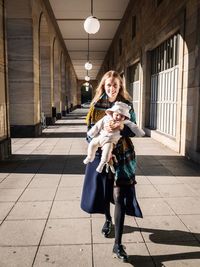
[85,70,90,81]
[84,0,100,34]
[85,34,93,70]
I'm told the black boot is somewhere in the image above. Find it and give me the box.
[101,219,112,237]
[113,244,128,262]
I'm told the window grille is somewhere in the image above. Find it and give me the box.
[128,63,140,123]
[150,34,179,137]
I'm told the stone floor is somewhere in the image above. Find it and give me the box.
[0,108,200,267]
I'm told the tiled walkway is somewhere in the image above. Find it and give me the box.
[0,109,200,267]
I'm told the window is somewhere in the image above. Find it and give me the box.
[149,33,179,137]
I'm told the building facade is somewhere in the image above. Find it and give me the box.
[98,0,200,164]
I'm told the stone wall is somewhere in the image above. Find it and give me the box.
[5,0,77,137]
[0,0,11,159]
[98,0,200,163]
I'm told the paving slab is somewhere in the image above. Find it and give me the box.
[146,175,181,184]
[154,184,198,197]
[55,187,82,201]
[41,218,91,245]
[92,217,144,244]
[6,201,52,220]
[59,174,84,187]
[0,202,15,220]
[179,215,200,242]
[19,188,57,202]
[0,220,46,246]
[0,246,37,267]
[0,176,33,189]
[28,176,60,188]
[136,215,196,243]
[138,198,175,216]
[147,242,200,267]
[0,189,24,202]
[164,197,200,215]
[93,243,154,267]
[49,200,89,219]
[177,176,200,184]
[0,173,9,179]
[136,184,161,198]
[34,174,61,179]
[33,244,92,267]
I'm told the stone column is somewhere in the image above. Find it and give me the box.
[0,0,11,159]
[61,53,66,116]
[39,13,52,125]
[6,0,42,137]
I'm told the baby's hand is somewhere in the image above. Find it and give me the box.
[112,121,124,130]
[104,121,114,133]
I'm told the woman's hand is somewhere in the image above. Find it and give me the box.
[104,120,124,132]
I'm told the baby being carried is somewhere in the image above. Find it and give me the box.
[83,101,145,173]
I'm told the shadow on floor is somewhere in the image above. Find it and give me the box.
[108,225,200,266]
[41,132,86,138]
[0,155,200,176]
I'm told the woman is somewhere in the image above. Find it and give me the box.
[81,70,143,262]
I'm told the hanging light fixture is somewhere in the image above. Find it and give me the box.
[85,70,90,81]
[84,34,93,70]
[85,61,92,70]
[84,0,100,34]
[85,82,90,91]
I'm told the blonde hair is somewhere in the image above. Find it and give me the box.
[91,70,132,104]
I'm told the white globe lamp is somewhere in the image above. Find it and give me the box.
[84,16,100,34]
[85,61,93,70]
[85,75,90,81]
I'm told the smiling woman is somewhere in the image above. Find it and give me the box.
[81,70,142,262]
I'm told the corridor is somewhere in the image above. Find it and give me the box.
[0,109,200,267]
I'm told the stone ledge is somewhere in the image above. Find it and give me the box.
[10,123,42,138]
[0,138,11,160]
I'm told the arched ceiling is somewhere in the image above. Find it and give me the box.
[49,0,130,80]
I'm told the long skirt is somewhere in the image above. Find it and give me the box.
[81,153,143,218]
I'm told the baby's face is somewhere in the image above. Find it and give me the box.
[113,112,125,121]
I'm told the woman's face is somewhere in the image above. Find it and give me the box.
[104,77,120,102]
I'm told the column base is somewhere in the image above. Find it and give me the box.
[10,123,42,138]
[56,113,62,119]
[0,138,11,160]
[46,117,56,125]
[62,110,66,116]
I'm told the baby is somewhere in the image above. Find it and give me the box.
[83,101,145,173]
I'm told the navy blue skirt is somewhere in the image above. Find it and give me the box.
[81,153,143,218]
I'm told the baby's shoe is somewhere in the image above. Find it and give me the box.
[83,157,90,164]
[96,164,104,173]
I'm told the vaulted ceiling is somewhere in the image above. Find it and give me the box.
[49,0,130,80]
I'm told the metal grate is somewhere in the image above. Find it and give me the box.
[150,34,179,137]
[128,63,140,123]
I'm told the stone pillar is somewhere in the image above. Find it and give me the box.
[6,0,42,137]
[0,0,11,159]
[39,13,52,125]
[53,39,61,119]
[61,53,66,116]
